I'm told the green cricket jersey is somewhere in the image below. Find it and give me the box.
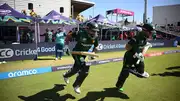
[72,29,98,52]
[55,32,66,45]
[128,31,147,53]
[124,31,148,65]
[48,31,53,42]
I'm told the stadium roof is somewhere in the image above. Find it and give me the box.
[72,0,95,13]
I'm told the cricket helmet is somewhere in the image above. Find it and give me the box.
[86,22,99,32]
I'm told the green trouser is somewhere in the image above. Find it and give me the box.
[64,54,90,87]
[116,51,145,88]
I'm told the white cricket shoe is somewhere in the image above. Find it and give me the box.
[129,68,149,78]
[141,71,150,78]
[74,86,81,94]
[63,73,69,84]
[2,61,6,64]
[55,58,58,60]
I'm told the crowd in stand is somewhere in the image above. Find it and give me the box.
[21,9,38,17]
[18,8,177,42]
[101,28,159,41]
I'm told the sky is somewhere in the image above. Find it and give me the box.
[81,0,180,23]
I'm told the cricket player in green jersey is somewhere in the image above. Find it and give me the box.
[116,23,154,92]
[63,22,99,94]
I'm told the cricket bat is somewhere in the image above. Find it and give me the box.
[71,51,99,57]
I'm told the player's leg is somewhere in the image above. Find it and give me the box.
[136,61,149,78]
[63,55,81,83]
[73,65,89,94]
[136,61,144,74]
[63,63,79,78]
[116,66,130,92]
[59,44,64,60]
[128,61,149,78]
[116,51,133,92]
[55,44,59,60]
[73,56,88,94]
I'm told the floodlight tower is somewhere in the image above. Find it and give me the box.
[143,0,147,23]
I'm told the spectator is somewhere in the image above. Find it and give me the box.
[124,18,129,25]
[69,15,72,19]
[127,31,131,40]
[55,27,66,60]
[64,30,72,56]
[123,32,128,40]
[27,31,31,43]
[51,30,55,42]
[76,14,80,21]
[20,31,29,43]
[173,40,178,47]
[21,10,27,15]
[81,15,84,22]
[30,30,35,43]
[30,9,37,17]
[76,14,84,22]
[111,35,116,41]
[41,28,53,42]
[130,31,135,38]
[27,29,34,43]
[119,33,123,40]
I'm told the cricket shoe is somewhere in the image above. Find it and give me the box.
[129,69,149,78]
[118,87,124,92]
[141,71,149,78]
[74,86,81,94]
[63,73,69,84]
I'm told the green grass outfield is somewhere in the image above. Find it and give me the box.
[0,47,180,101]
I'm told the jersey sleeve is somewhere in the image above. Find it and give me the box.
[128,38,136,46]
[94,38,99,47]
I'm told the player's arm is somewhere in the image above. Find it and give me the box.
[88,38,99,60]
[142,42,152,55]
[65,31,77,45]
[92,38,99,53]
[125,38,135,51]
[125,43,132,51]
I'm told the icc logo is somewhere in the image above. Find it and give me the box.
[0,48,14,58]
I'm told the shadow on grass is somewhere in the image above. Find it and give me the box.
[151,71,180,77]
[78,87,129,101]
[152,66,180,77]
[18,84,75,101]
[166,66,180,70]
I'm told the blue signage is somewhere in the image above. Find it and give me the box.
[0,67,52,80]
